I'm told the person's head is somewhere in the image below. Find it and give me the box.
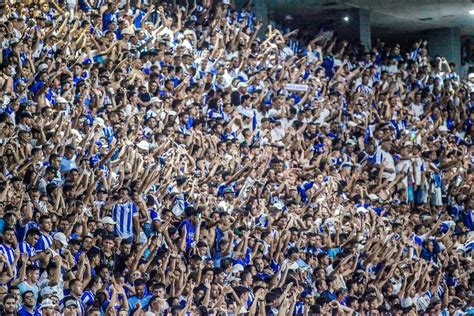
[153,282,166,298]
[39,298,55,316]
[134,278,146,298]
[2,294,16,314]
[39,215,52,232]
[424,239,434,252]
[254,257,265,272]
[86,248,101,267]
[102,235,115,251]
[240,270,253,286]
[25,228,41,246]
[26,265,40,283]
[87,275,103,291]
[63,297,78,316]
[49,154,61,169]
[8,286,20,304]
[120,240,132,255]
[234,286,249,303]
[117,187,130,201]
[64,145,75,160]
[21,291,35,308]
[69,279,83,297]
[87,308,101,316]
[81,235,94,252]
[2,227,15,245]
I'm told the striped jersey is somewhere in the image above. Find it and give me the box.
[111,201,139,239]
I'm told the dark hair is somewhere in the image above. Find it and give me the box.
[102,234,115,242]
[134,278,146,287]
[86,275,102,290]
[69,278,81,288]
[3,293,15,304]
[26,228,41,239]
[38,215,51,225]
[26,265,39,274]
[21,290,34,301]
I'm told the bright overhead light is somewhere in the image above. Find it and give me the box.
[470,9,474,15]
[343,16,350,22]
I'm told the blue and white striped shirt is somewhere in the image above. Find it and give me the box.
[34,232,53,252]
[354,84,372,95]
[0,244,15,266]
[19,241,39,267]
[112,202,138,239]
[18,241,36,258]
[15,221,38,242]
[81,290,96,307]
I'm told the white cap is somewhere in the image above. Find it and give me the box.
[468,73,474,80]
[136,140,151,151]
[284,15,294,21]
[55,96,68,104]
[356,206,369,214]
[70,129,83,142]
[367,194,379,201]
[53,232,68,247]
[237,82,247,89]
[149,97,161,104]
[38,63,48,72]
[183,30,195,37]
[101,216,116,225]
[345,139,357,145]
[121,27,134,36]
[41,286,58,297]
[94,117,105,127]
[40,298,55,309]
[231,264,244,273]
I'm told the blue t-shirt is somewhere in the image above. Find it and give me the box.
[128,294,152,313]
[19,306,40,316]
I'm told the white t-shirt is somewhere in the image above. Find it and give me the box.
[410,102,424,118]
[375,149,396,181]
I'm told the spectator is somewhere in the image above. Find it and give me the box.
[0,0,472,315]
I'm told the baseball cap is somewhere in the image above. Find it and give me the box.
[64,299,78,308]
[53,232,68,247]
[41,286,58,297]
[39,299,55,309]
[101,217,116,225]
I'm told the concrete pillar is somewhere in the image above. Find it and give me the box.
[253,0,269,39]
[425,28,461,73]
[358,8,371,51]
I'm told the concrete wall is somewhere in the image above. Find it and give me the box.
[424,28,461,72]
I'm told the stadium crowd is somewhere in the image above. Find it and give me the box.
[0,0,473,315]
